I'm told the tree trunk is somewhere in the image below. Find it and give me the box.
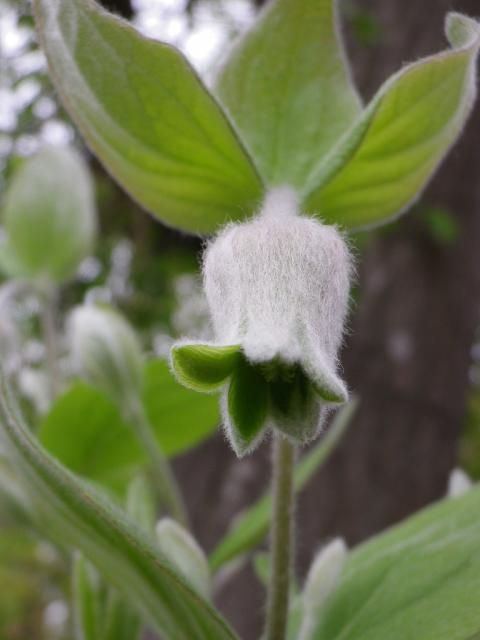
[175,0,480,637]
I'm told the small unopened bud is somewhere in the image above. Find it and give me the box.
[69,305,143,409]
[447,468,473,498]
[299,538,347,640]
[2,146,96,283]
[156,518,210,598]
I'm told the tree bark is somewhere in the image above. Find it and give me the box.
[175,0,480,637]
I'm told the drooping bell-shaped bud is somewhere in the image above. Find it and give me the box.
[69,305,143,410]
[299,538,348,640]
[156,518,210,599]
[171,187,352,456]
[2,146,97,283]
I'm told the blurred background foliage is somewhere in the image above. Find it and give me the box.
[1,0,480,638]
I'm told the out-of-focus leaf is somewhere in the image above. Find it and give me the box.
[216,0,361,188]
[310,485,480,640]
[33,0,262,234]
[304,13,480,229]
[0,375,238,640]
[210,400,356,571]
[39,359,219,494]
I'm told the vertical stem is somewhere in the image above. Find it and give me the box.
[40,284,60,402]
[126,398,189,528]
[265,434,296,640]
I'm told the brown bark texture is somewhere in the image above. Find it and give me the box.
[173,0,480,637]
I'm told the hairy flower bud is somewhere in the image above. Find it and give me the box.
[172,187,352,456]
[2,146,96,283]
[69,305,143,409]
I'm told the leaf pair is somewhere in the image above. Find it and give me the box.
[34,0,480,233]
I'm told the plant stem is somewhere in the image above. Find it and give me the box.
[40,284,60,402]
[265,434,296,640]
[126,398,189,528]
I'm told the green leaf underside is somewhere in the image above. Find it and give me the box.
[39,359,219,494]
[209,400,356,571]
[312,485,480,640]
[0,376,237,640]
[172,344,241,392]
[269,366,320,440]
[33,0,263,234]
[305,14,480,229]
[227,359,269,450]
[216,0,361,188]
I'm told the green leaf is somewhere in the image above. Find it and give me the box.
[227,359,269,456]
[39,359,219,494]
[73,552,102,640]
[310,485,480,640]
[171,343,241,393]
[210,400,356,571]
[2,146,96,282]
[0,374,238,640]
[304,13,480,229]
[216,0,361,188]
[33,0,263,234]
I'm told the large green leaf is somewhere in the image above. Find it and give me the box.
[0,375,237,640]
[39,359,219,494]
[216,0,361,188]
[33,0,262,234]
[311,485,480,640]
[304,13,480,229]
[210,400,356,571]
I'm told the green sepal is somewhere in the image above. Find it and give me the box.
[171,343,241,393]
[304,13,480,230]
[226,359,269,456]
[268,365,321,441]
[33,0,263,234]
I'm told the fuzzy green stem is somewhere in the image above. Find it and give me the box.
[265,434,296,640]
[40,284,60,403]
[125,398,189,528]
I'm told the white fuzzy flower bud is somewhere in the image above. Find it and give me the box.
[299,538,348,640]
[171,187,352,455]
[156,517,210,598]
[204,186,351,372]
[69,305,143,409]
